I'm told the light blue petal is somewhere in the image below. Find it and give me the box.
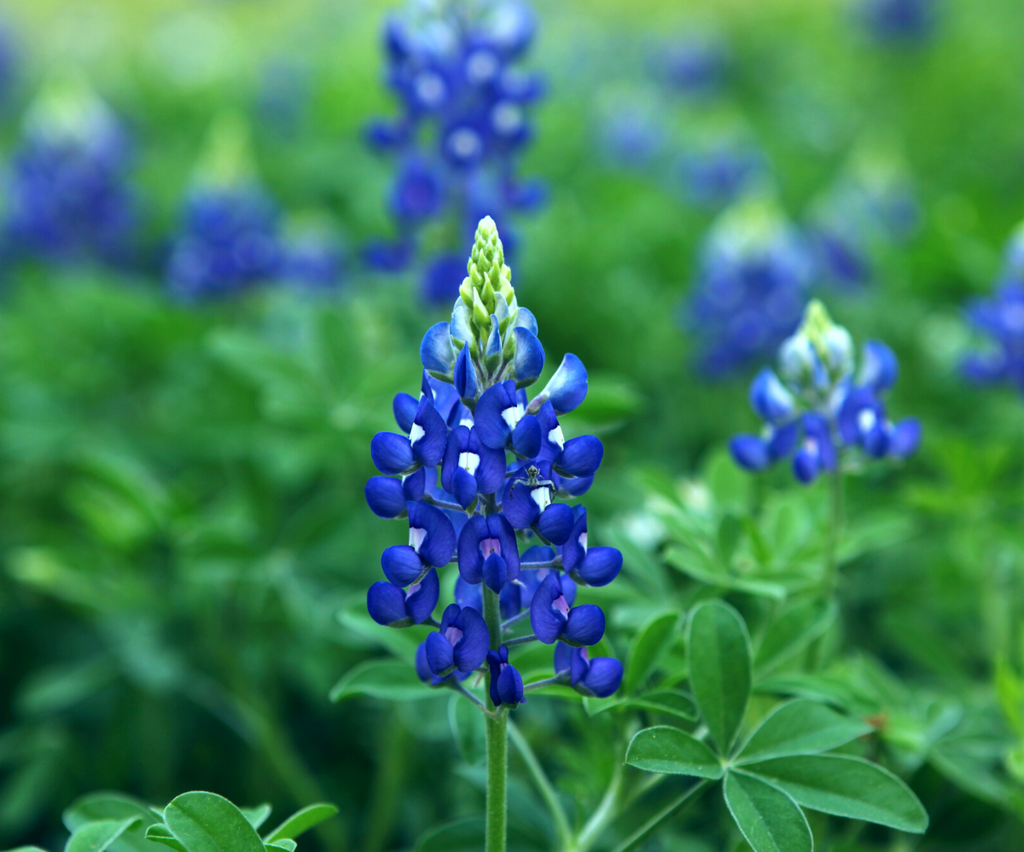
[420,322,455,379]
[450,304,473,347]
[513,327,545,388]
[512,306,539,336]
[535,353,588,415]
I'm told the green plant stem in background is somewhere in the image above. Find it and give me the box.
[573,761,623,852]
[483,584,508,852]
[823,472,845,594]
[363,707,409,852]
[609,780,710,852]
[508,721,572,850]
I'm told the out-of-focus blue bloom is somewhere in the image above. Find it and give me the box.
[674,141,766,209]
[856,0,938,43]
[364,218,623,710]
[364,0,546,304]
[280,229,345,291]
[595,91,668,168]
[3,82,137,266]
[487,646,525,707]
[554,643,623,698]
[685,196,814,378]
[961,223,1024,394]
[651,32,729,99]
[730,300,920,483]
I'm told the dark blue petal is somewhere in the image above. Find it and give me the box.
[553,642,574,674]
[496,663,525,706]
[512,415,541,457]
[579,657,623,698]
[572,547,622,587]
[557,436,604,477]
[457,515,488,584]
[365,477,407,519]
[491,514,521,579]
[475,381,519,449]
[562,605,606,647]
[569,646,589,686]
[482,552,508,593]
[485,315,502,362]
[453,468,478,508]
[408,501,457,568]
[767,422,798,461]
[513,327,545,388]
[411,399,448,467]
[420,322,456,378]
[530,572,566,644]
[426,632,456,676]
[555,472,594,497]
[534,402,564,462]
[502,472,541,529]
[730,435,770,470]
[367,582,410,627]
[475,442,507,495]
[428,377,461,422]
[792,447,822,484]
[537,354,588,415]
[561,507,587,573]
[521,545,557,566]
[537,503,574,545]
[439,603,460,633]
[403,468,426,502]
[405,569,440,624]
[415,641,435,684]
[441,425,469,493]
[455,576,483,612]
[371,432,417,475]
[889,418,921,457]
[454,345,478,399]
[453,607,490,672]
[499,582,522,620]
[860,340,899,392]
[863,423,890,458]
[381,545,428,586]
[837,387,879,446]
[393,393,419,432]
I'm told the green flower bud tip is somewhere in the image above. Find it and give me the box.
[797,299,854,376]
[467,216,515,312]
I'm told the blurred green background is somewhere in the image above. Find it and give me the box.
[0,1,1022,850]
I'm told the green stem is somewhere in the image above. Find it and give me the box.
[508,721,572,851]
[823,471,845,594]
[608,780,711,852]
[483,584,507,852]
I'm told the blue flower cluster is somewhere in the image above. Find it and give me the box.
[166,116,344,300]
[366,217,623,707]
[364,0,546,305]
[856,0,938,42]
[2,84,137,266]
[730,300,921,483]
[961,222,1024,395]
[686,196,814,377]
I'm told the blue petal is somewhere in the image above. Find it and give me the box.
[553,642,574,674]
[496,663,525,706]
[475,441,507,496]
[538,353,588,415]
[453,606,490,672]
[512,306,539,335]
[485,315,502,363]
[579,657,623,697]
[420,322,456,378]
[750,368,795,424]
[561,507,587,573]
[457,515,488,584]
[393,393,418,432]
[792,447,822,484]
[454,576,483,612]
[403,468,426,502]
[767,422,798,461]
[562,605,605,647]
[513,327,545,388]
[557,436,604,477]
[555,472,594,497]
[367,582,410,627]
[537,503,574,545]
[365,477,407,519]
[860,340,899,392]
[450,304,473,347]
[502,473,541,529]
[512,415,541,458]
[482,552,508,593]
[381,545,428,585]
[441,425,469,493]
[499,582,522,620]
[491,514,521,579]
[529,573,566,644]
[534,402,564,463]
[371,432,417,475]
[454,345,479,399]
[405,569,440,624]
[889,417,921,457]
[415,641,435,684]
[475,381,518,449]
[572,547,622,587]
[407,501,457,568]
[729,435,770,471]
[569,646,589,686]
[426,632,456,676]
[411,399,448,467]
[453,467,478,508]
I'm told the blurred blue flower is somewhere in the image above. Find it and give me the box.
[961,223,1024,394]
[730,300,921,483]
[280,229,346,291]
[673,141,766,209]
[364,0,546,304]
[856,0,939,42]
[651,32,729,99]
[685,196,814,378]
[3,82,137,266]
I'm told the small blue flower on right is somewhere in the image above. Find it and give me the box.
[961,221,1024,395]
[730,300,921,484]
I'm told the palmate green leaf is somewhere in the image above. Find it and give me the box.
[238,806,271,831]
[687,601,752,754]
[164,792,267,852]
[329,659,427,703]
[723,771,812,852]
[625,611,680,694]
[63,793,156,834]
[145,825,186,852]
[262,804,338,843]
[736,700,873,764]
[625,727,723,779]
[65,818,142,852]
[741,755,929,832]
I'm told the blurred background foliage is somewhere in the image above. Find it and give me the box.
[0,0,1022,850]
